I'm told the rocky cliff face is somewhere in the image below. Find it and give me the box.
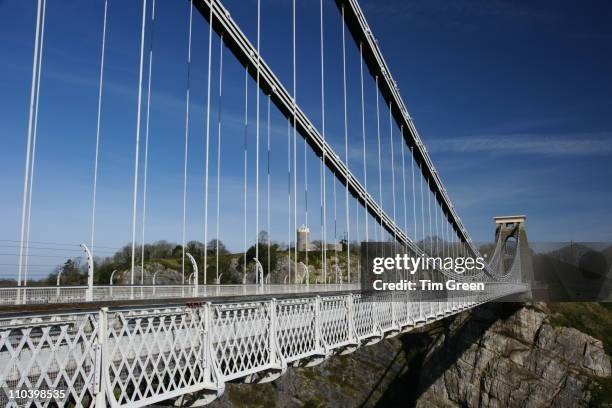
[206,303,612,408]
[414,303,611,407]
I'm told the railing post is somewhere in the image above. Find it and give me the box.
[347,294,356,343]
[373,294,380,335]
[94,307,108,407]
[203,302,212,383]
[418,290,424,322]
[269,298,277,363]
[314,295,322,350]
[391,292,397,330]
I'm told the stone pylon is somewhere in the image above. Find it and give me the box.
[494,215,533,299]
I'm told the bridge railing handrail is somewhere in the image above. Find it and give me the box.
[0,283,362,306]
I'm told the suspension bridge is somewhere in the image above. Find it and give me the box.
[0,0,530,406]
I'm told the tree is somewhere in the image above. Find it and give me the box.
[113,245,132,266]
[149,240,173,258]
[258,230,269,244]
[48,258,86,285]
[186,240,204,259]
[207,239,228,255]
[94,259,119,285]
[242,242,279,277]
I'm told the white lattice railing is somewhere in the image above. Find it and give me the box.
[0,283,527,407]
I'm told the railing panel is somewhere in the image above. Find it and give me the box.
[276,298,317,362]
[375,293,395,333]
[0,312,99,408]
[393,292,409,328]
[353,294,377,340]
[320,295,351,350]
[210,302,272,381]
[105,307,207,408]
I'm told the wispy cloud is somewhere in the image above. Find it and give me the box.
[428,133,612,156]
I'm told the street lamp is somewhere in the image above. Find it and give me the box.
[253,258,264,287]
[109,269,118,298]
[186,252,198,297]
[298,262,309,286]
[80,243,94,301]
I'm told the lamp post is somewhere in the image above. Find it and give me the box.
[109,269,118,298]
[56,269,63,298]
[80,243,94,301]
[253,258,264,288]
[186,252,198,297]
[298,262,309,286]
[152,270,161,295]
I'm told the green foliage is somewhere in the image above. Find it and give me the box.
[47,259,87,285]
[94,260,117,285]
[227,384,276,408]
[302,397,326,408]
[241,242,279,277]
[590,375,612,407]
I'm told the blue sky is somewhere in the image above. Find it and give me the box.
[0,0,611,278]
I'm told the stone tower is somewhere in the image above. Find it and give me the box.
[494,215,533,298]
[297,225,310,252]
